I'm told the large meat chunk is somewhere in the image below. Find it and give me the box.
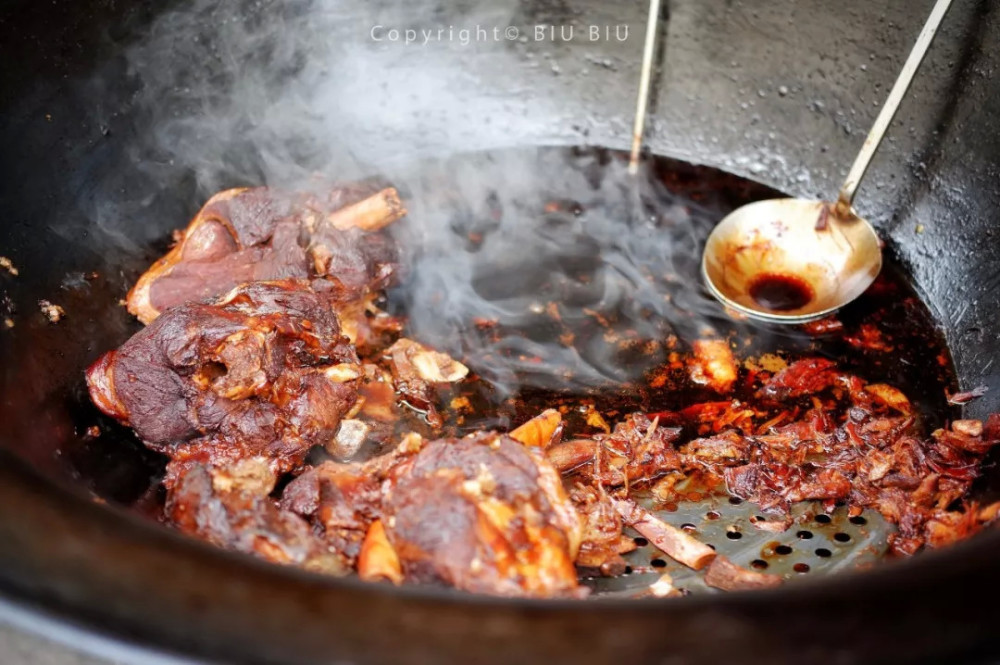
[380,433,583,597]
[285,432,584,596]
[87,280,361,482]
[127,185,405,325]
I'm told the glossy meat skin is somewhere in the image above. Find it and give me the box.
[87,280,361,483]
[128,185,404,325]
[167,459,348,575]
[282,433,585,597]
[381,433,582,597]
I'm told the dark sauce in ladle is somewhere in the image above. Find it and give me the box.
[748,273,814,311]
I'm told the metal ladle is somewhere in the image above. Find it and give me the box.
[697,0,954,323]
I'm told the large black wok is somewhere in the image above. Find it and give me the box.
[2,0,1000,663]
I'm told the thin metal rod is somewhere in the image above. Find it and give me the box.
[628,0,663,175]
[837,0,953,208]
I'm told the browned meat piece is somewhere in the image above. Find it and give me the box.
[860,383,912,414]
[127,185,404,325]
[281,460,382,564]
[380,433,583,597]
[672,400,759,436]
[280,432,584,597]
[570,484,627,575]
[166,460,346,574]
[87,280,361,482]
[783,468,852,502]
[681,430,752,467]
[546,438,599,473]
[589,413,682,487]
[757,357,840,401]
[844,323,893,352]
[725,459,848,511]
[947,385,989,405]
[129,189,307,325]
[759,408,836,449]
[384,338,468,427]
[689,339,738,393]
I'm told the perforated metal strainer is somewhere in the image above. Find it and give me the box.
[584,495,892,597]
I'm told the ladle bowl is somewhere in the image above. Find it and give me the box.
[701,199,882,323]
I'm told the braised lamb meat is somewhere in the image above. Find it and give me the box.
[281,432,584,596]
[539,414,683,487]
[87,280,361,484]
[281,458,384,565]
[384,337,469,427]
[381,433,582,597]
[590,413,683,487]
[167,459,347,575]
[127,185,404,327]
[570,484,631,575]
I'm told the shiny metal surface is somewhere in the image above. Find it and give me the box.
[590,499,889,597]
[702,198,882,322]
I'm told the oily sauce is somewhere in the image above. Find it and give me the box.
[748,273,813,311]
[66,147,959,517]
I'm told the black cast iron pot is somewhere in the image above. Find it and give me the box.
[1,0,999,663]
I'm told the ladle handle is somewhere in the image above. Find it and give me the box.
[837,0,954,210]
[628,0,663,175]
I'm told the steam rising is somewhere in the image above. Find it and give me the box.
[120,0,546,194]
[388,148,737,393]
[109,0,759,396]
